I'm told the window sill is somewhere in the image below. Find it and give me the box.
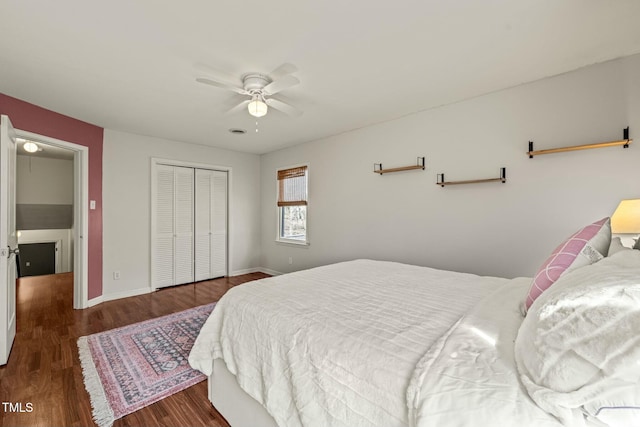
[275,239,310,247]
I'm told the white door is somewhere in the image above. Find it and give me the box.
[173,167,194,285]
[153,164,175,288]
[152,163,227,288]
[0,115,18,365]
[194,169,212,282]
[195,169,227,281]
[153,165,194,288]
[210,170,227,278]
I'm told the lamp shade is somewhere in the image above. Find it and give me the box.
[247,98,268,117]
[611,199,640,233]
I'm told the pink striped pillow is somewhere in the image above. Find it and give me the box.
[524,217,611,312]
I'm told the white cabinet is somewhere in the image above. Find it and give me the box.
[153,164,227,289]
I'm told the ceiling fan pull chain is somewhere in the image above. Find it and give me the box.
[256,120,259,133]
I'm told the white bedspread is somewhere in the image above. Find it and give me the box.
[189,259,508,427]
[515,250,640,427]
[407,278,563,427]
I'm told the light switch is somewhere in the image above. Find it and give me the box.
[90,200,96,210]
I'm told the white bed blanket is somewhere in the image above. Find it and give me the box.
[189,259,507,427]
[407,278,563,427]
[515,250,640,426]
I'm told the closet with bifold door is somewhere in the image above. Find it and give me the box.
[152,163,228,289]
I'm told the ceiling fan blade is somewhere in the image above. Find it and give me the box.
[265,98,303,117]
[270,63,297,80]
[194,63,239,83]
[196,77,248,95]
[263,75,300,96]
[225,99,251,115]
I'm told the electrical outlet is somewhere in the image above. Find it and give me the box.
[288,257,293,265]
[113,271,120,280]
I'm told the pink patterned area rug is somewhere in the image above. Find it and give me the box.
[77,303,216,427]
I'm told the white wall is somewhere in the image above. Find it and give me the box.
[102,130,262,299]
[261,54,640,278]
[16,156,73,204]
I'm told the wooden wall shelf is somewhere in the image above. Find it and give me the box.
[527,127,631,158]
[437,168,506,187]
[374,157,425,175]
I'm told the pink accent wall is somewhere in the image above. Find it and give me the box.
[0,93,103,299]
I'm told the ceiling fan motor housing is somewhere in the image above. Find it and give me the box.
[242,73,272,93]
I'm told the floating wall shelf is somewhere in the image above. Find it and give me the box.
[374,157,425,175]
[437,168,506,187]
[527,127,631,158]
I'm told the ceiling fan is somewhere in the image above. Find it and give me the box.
[196,63,302,118]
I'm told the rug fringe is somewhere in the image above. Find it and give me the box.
[77,336,115,427]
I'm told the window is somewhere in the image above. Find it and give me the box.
[277,165,308,244]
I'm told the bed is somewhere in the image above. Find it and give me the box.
[189,218,640,427]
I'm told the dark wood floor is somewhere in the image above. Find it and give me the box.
[0,271,270,427]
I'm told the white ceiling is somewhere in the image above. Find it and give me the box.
[2,1,640,155]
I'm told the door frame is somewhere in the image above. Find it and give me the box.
[150,157,231,291]
[15,129,89,309]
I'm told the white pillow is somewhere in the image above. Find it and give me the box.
[608,237,630,256]
[583,386,640,427]
[515,250,640,425]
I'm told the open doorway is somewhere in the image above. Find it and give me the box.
[14,130,89,309]
[16,140,74,278]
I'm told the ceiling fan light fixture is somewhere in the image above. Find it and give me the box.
[247,97,268,118]
[23,141,39,153]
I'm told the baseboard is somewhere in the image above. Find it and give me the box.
[87,295,104,308]
[101,286,152,303]
[231,267,283,277]
[88,270,284,307]
[258,267,283,276]
[230,267,261,276]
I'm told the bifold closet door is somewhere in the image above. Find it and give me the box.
[195,169,227,281]
[154,165,194,288]
[174,167,195,285]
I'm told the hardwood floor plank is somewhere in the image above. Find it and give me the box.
[0,271,269,427]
